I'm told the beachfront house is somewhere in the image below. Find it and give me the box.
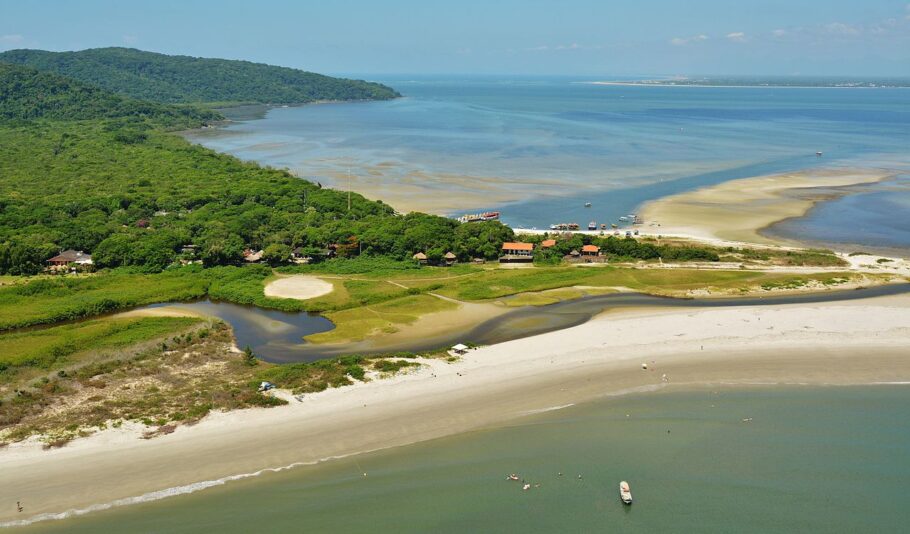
[46,250,93,270]
[451,343,469,355]
[500,242,534,263]
[540,239,556,249]
[581,245,600,256]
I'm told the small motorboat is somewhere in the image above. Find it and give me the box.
[619,481,633,504]
[584,202,592,207]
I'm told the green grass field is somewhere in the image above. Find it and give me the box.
[0,316,201,378]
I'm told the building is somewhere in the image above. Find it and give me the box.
[444,252,457,266]
[243,249,263,263]
[540,239,556,249]
[500,242,534,263]
[412,252,428,265]
[581,245,600,256]
[46,250,93,268]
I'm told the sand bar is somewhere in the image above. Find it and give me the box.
[2,293,910,526]
[638,168,892,245]
[264,275,333,300]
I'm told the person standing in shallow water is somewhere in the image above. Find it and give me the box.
[16,501,23,513]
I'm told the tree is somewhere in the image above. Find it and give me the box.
[261,243,292,266]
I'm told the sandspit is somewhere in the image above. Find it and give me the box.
[2,292,909,526]
[638,168,892,245]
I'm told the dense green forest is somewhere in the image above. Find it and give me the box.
[0,63,220,127]
[0,62,512,275]
[0,47,400,105]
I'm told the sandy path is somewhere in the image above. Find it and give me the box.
[264,275,334,300]
[2,293,910,526]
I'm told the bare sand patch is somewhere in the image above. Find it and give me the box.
[264,275,333,300]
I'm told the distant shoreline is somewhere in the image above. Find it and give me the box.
[581,81,910,89]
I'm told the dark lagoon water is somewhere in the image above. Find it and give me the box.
[20,385,910,533]
[185,76,910,250]
[143,283,910,363]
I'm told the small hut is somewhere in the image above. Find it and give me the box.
[568,249,581,258]
[413,252,428,265]
[451,343,469,355]
[443,252,457,266]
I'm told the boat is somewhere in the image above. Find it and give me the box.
[619,216,629,222]
[816,151,823,157]
[619,481,633,504]
[588,221,597,231]
[584,202,592,207]
[457,211,500,223]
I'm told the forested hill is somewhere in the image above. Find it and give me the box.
[0,47,400,105]
[0,62,220,127]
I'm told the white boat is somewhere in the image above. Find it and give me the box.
[619,481,633,504]
[584,202,592,207]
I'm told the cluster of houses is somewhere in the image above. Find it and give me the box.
[411,251,459,266]
[499,240,603,263]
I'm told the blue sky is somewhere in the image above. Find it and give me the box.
[1,0,909,76]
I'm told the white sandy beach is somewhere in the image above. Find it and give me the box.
[2,292,909,526]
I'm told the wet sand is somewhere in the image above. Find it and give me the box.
[638,168,893,245]
[2,293,909,526]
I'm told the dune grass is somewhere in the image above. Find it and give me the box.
[0,316,201,379]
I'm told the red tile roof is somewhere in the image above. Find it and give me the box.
[581,245,600,253]
[540,239,557,248]
[501,242,534,251]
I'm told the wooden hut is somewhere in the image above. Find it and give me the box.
[412,252,428,265]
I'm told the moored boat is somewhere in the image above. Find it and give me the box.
[588,221,597,230]
[619,481,633,504]
[457,211,500,223]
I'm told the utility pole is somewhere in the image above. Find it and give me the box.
[347,167,352,213]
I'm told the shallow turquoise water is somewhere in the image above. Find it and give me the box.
[185,76,910,250]
[21,385,910,533]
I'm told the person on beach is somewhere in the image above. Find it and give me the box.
[16,501,23,513]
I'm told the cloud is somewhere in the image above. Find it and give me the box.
[823,22,860,36]
[0,34,24,44]
[670,34,709,46]
[725,32,747,42]
[771,29,787,37]
[526,42,598,52]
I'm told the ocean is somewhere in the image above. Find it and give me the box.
[21,385,910,533]
[184,76,910,253]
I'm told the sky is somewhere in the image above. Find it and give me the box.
[1,0,909,77]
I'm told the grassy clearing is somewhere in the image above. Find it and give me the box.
[502,286,617,307]
[305,294,458,344]
[0,316,201,378]
[0,271,208,330]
